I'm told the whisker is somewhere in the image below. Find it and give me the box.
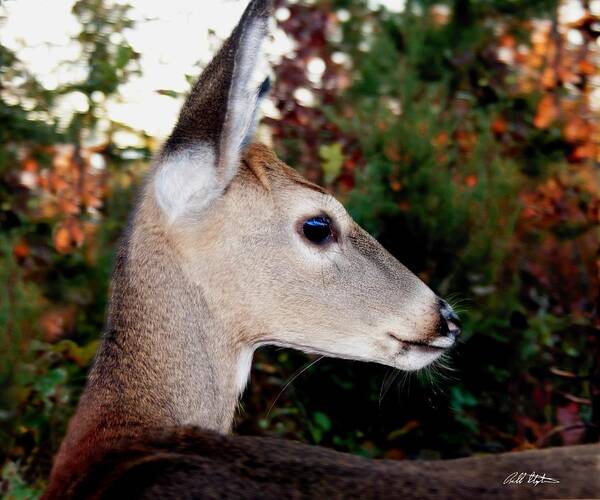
[381,369,401,403]
[379,368,394,408]
[265,355,324,418]
[396,370,412,398]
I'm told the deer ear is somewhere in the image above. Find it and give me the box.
[155,0,271,220]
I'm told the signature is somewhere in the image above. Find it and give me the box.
[504,472,560,487]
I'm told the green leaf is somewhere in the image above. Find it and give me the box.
[1,461,42,500]
[319,143,344,184]
[33,368,67,398]
[156,89,180,99]
[115,45,134,69]
[313,411,332,431]
[450,386,478,411]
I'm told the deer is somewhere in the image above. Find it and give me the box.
[44,1,599,498]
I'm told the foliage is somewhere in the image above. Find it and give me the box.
[244,0,599,458]
[0,0,148,496]
[0,0,598,495]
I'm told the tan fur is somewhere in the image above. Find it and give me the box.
[242,144,273,189]
[243,143,327,194]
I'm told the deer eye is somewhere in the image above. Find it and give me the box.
[302,216,333,245]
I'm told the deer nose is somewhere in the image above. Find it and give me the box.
[438,299,461,338]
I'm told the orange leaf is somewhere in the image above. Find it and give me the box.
[49,172,69,193]
[13,241,30,259]
[571,142,597,161]
[455,130,477,154]
[500,34,516,48]
[491,117,507,135]
[39,306,77,343]
[82,192,103,209]
[564,117,591,143]
[54,225,71,253]
[67,218,85,247]
[58,197,81,215]
[578,59,595,75]
[533,94,559,129]
[22,158,39,172]
[540,67,556,89]
[54,219,85,254]
[434,131,450,147]
[557,67,580,85]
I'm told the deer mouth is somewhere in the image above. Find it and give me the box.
[387,332,453,353]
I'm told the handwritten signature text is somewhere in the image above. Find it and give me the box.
[503,472,560,487]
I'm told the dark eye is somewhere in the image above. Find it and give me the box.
[302,216,333,245]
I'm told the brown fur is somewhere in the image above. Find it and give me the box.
[243,143,328,194]
[46,425,599,499]
[243,144,273,189]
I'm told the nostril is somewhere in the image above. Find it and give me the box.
[439,299,461,338]
[444,318,461,338]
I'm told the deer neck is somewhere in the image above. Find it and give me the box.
[72,197,246,440]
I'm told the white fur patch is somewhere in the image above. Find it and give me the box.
[219,18,268,184]
[154,147,221,221]
[428,336,455,349]
[235,346,255,394]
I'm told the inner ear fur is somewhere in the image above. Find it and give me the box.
[154,0,273,221]
[242,144,275,190]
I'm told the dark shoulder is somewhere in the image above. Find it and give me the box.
[47,427,599,499]
[51,427,405,500]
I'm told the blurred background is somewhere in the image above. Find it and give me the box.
[0,0,598,496]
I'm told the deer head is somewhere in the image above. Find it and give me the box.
[150,0,460,392]
[63,0,460,439]
[47,4,463,483]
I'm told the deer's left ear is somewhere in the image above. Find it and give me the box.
[155,0,271,220]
